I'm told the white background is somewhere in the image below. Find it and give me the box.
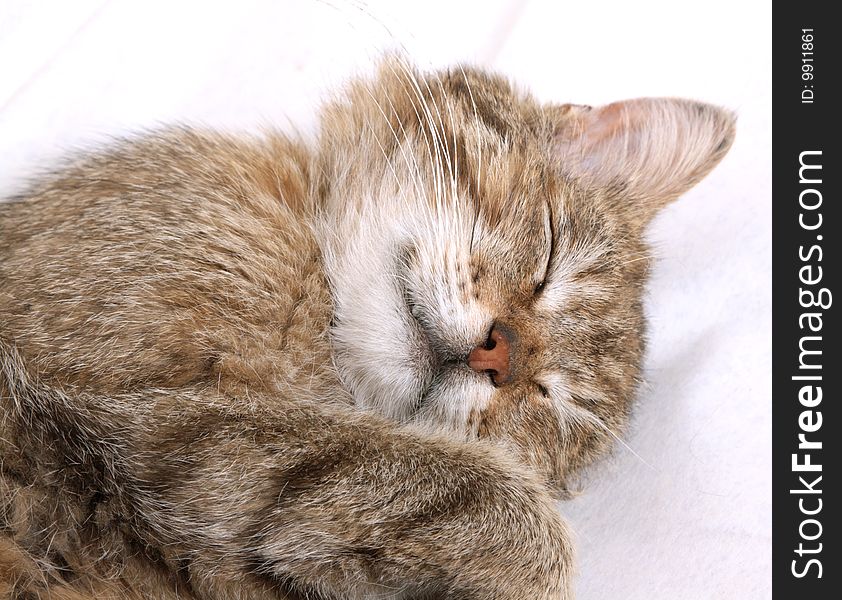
[0,1,770,598]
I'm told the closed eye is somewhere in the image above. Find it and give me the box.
[534,200,555,297]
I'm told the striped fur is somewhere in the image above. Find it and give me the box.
[0,59,734,598]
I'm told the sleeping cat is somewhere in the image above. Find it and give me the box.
[0,59,734,599]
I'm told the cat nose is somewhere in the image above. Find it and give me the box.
[468,324,514,385]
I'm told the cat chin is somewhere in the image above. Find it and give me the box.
[411,365,495,435]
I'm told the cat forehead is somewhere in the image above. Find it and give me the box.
[325,61,622,229]
[377,63,541,138]
[349,63,549,173]
[325,59,736,237]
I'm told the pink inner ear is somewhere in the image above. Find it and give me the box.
[553,101,640,181]
[582,102,627,145]
[551,97,736,220]
[578,101,653,158]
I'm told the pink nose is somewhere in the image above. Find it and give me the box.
[468,325,513,385]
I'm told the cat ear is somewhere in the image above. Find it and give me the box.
[549,98,735,226]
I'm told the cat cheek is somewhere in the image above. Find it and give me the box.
[474,391,567,485]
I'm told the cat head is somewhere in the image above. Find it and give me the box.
[317,59,734,491]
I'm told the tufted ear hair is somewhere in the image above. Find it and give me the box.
[549,98,736,226]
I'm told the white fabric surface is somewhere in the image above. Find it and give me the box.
[0,1,771,597]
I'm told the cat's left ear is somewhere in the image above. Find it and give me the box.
[549,98,735,226]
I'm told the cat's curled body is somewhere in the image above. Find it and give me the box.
[0,61,734,599]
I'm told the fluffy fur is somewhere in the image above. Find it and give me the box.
[0,59,734,599]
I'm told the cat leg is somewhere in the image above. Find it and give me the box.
[1,346,573,600]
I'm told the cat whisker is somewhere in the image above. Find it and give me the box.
[385,59,442,206]
[558,397,658,473]
[376,83,426,197]
[617,254,651,268]
[430,68,461,200]
[362,85,423,202]
[456,64,483,200]
[394,59,450,209]
[367,121,406,198]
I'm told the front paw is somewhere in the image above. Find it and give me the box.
[432,462,576,600]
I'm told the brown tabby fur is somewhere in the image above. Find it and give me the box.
[0,59,735,599]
